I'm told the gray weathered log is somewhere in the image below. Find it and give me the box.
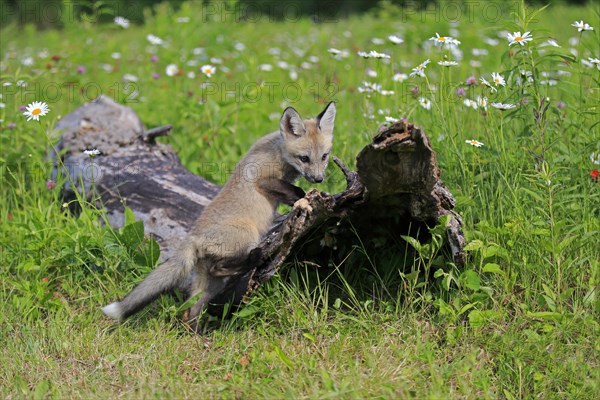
[50,96,465,305]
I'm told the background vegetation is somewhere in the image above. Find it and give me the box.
[1,0,599,398]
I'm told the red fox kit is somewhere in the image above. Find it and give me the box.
[102,102,336,329]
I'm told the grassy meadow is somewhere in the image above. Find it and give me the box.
[1,1,599,398]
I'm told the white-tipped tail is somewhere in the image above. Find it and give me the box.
[102,302,124,321]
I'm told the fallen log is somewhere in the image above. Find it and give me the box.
[50,96,465,310]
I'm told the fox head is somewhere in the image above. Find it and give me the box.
[279,102,336,184]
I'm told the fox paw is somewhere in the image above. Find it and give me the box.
[293,198,313,213]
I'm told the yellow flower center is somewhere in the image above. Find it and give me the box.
[32,108,42,115]
[439,37,446,41]
[515,36,523,41]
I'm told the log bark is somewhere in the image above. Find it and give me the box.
[51,96,465,305]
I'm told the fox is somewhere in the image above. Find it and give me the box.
[102,101,336,330]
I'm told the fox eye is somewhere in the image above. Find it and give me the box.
[322,153,329,161]
[299,155,310,163]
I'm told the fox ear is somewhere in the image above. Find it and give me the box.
[316,101,336,136]
[280,107,306,138]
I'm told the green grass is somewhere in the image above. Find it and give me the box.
[1,1,599,398]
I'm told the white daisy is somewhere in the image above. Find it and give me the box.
[146,34,164,46]
[23,101,50,122]
[590,153,600,165]
[388,35,404,45]
[477,96,488,110]
[571,20,594,32]
[429,33,460,47]
[588,57,600,70]
[463,99,478,109]
[114,16,130,28]
[491,72,506,87]
[357,50,391,59]
[84,149,101,157]
[122,73,138,82]
[259,64,273,71]
[165,64,179,77]
[438,60,458,67]
[200,64,216,77]
[357,81,382,94]
[507,31,533,46]
[491,102,517,110]
[410,59,430,77]
[480,77,497,93]
[419,97,432,110]
[392,73,408,82]
[465,139,484,147]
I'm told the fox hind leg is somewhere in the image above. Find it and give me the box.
[184,273,231,332]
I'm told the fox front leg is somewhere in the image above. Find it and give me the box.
[258,178,306,206]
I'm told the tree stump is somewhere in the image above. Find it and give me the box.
[51,96,465,306]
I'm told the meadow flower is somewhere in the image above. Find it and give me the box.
[366,68,377,78]
[380,90,395,96]
[465,75,477,85]
[23,101,49,121]
[122,73,138,82]
[438,60,458,67]
[177,17,190,23]
[484,37,499,46]
[588,58,600,70]
[111,52,121,60]
[357,50,391,59]
[572,20,594,32]
[456,87,466,97]
[371,38,385,45]
[388,35,404,44]
[591,170,599,183]
[418,97,432,110]
[384,116,399,123]
[491,102,517,110]
[150,55,158,62]
[328,48,350,59]
[429,33,460,47]
[410,59,430,77]
[165,64,179,77]
[200,64,216,77]
[357,81,382,94]
[259,64,273,71]
[393,73,408,82]
[465,139,484,147]
[152,72,160,79]
[491,72,506,87]
[114,16,130,28]
[590,153,600,165]
[84,149,101,157]
[480,77,497,93]
[77,65,86,74]
[476,96,488,110]
[472,48,489,56]
[556,101,567,109]
[21,56,34,66]
[517,69,534,86]
[146,34,164,46]
[507,31,533,46]
[464,99,478,109]
[46,179,56,190]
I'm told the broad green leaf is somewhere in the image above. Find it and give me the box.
[464,240,484,251]
[482,263,504,275]
[459,269,481,291]
[526,311,563,322]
